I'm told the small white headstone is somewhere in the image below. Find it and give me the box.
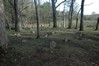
[50,41,56,49]
[52,32,55,35]
[14,33,17,36]
[45,34,48,37]
[31,31,35,34]
[17,33,21,37]
[63,38,70,43]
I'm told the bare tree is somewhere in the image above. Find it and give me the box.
[51,0,66,28]
[68,0,75,29]
[75,2,93,29]
[51,0,57,28]
[63,2,66,28]
[14,0,22,32]
[0,0,8,48]
[75,8,81,29]
[79,0,85,31]
[34,0,40,39]
[95,17,99,30]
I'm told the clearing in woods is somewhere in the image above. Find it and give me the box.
[2,28,99,66]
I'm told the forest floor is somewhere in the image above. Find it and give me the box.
[1,28,99,66]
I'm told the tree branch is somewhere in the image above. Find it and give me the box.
[55,0,66,9]
[77,8,81,15]
[77,2,94,15]
[77,2,94,6]
[84,2,94,6]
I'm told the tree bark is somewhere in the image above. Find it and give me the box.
[0,1,8,48]
[14,0,21,32]
[75,17,78,29]
[68,0,74,29]
[51,0,57,28]
[79,0,85,31]
[63,2,66,28]
[95,17,99,30]
[75,8,81,29]
[34,0,40,39]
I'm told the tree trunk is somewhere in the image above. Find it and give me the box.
[34,0,40,39]
[75,8,81,29]
[95,17,99,30]
[51,0,57,28]
[79,0,85,31]
[63,2,66,28]
[14,0,21,32]
[75,17,78,29]
[68,0,74,29]
[0,1,8,48]
[3,0,10,30]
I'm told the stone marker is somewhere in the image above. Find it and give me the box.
[50,41,56,49]
[50,41,57,53]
